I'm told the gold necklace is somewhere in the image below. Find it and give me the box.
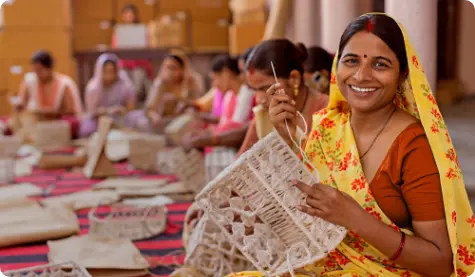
[355,107,397,159]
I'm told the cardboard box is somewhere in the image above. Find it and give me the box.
[73,21,114,51]
[1,0,71,27]
[0,60,8,91]
[192,20,229,52]
[0,91,13,116]
[6,58,76,94]
[116,0,158,23]
[229,23,265,55]
[234,10,267,24]
[2,28,72,60]
[73,0,114,23]
[148,12,190,48]
[159,0,230,20]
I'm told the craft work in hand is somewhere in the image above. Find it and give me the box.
[129,134,167,172]
[185,214,253,277]
[4,261,92,277]
[89,204,167,241]
[164,114,195,145]
[205,147,237,182]
[157,148,206,192]
[32,120,71,150]
[195,132,347,277]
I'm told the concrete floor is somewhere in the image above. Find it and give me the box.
[441,98,475,210]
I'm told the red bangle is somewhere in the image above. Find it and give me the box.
[390,232,406,261]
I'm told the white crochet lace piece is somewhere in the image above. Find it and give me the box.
[33,121,71,149]
[157,148,206,192]
[4,261,92,277]
[185,215,253,277]
[89,204,167,241]
[196,132,347,277]
[0,158,15,184]
[129,134,167,172]
[205,147,237,183]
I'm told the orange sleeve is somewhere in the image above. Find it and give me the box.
[401,130,445,222]
[236,119,259,158]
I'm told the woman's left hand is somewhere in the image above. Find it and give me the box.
[293,180,367,230]
[107,106,125,116]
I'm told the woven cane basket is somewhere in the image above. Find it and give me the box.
[33,121,71,149]
[205,147,237,182]
[196,131,347,277]
[88,204,167,241]
[129,134,167,172]
[157,148,206,192]
[185,215,253,277]
[4,261,92,277]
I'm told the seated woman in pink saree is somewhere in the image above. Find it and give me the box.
[78,53,136,138]
[10,50,84,137]
[181,54,255,151]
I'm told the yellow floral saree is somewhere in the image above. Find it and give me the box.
[227,13,475,277]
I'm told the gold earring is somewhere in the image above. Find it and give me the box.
[294,83,299,97]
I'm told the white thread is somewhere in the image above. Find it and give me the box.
[285,115,321,182]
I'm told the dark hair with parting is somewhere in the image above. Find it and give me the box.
[337,14,408,75]
[103,59,118,68]
[211,55,240,75]
[167,54,185,68]
[305,46,333,74]
[31,50,54,69]
[240,46,254,63]
[122,3,140,23]
[245,39,308,79]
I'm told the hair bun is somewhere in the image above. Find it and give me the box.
[295,42,308,63]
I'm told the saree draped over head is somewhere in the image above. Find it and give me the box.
[79,53,136,137]
[146,49,205,115]
[227,13,475,277]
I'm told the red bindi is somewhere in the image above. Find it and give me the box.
[249,63,254,75]
[366,20,374,33]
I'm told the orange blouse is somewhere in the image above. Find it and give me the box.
[370,122,445,228]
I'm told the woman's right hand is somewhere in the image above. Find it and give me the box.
[267,83,297,145]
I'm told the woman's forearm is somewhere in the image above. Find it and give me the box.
[352,212,453,276]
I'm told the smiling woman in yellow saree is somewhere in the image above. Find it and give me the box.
[228,13,475,277]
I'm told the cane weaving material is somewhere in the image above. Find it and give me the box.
[164,114,195,145]
[185,215,253,277]
[129,134,167,172]
[33,121,71,149]
[89,204,167,241]
[47,235,150,270]
[157,148,206,192]
[0,136,21,157]
[0,158,16,185]
[4,261,92,277]
[195,132,347,276]
[205,147,237,182]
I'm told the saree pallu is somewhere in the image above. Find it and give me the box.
[227,13,475,277]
